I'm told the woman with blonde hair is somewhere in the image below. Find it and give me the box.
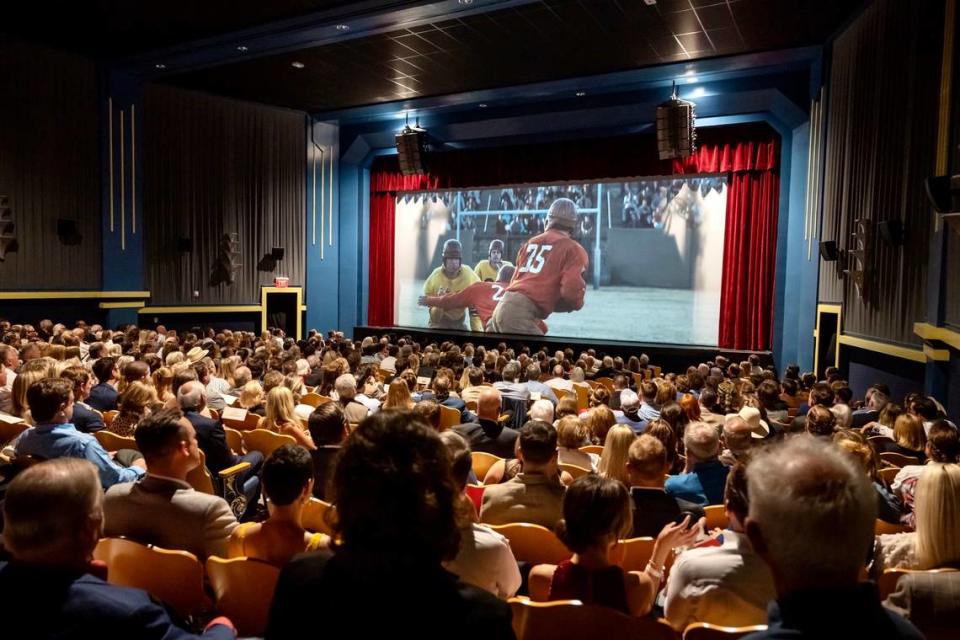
[44,343,66,361]
[258,386,315,450]
[238,380,266,415]
[383,379,415,411]
[597,425,636,486]
[219,355,241,387]
[10,368,48,423]
[877,463,960,571]
[874,413,926,462]
[152,367,175,404]
[109,381,160,437]
[587,405,616,446]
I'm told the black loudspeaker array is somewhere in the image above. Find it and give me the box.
[0,195,15,260]
[819,240,839,261]
[656,87,697,160]
[395,126,428,176]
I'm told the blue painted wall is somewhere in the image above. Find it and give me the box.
[304,121,341,334]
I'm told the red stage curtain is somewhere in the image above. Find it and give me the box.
[367,193,397,327]
[368,124,779,350]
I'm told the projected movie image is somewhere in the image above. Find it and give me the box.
[394,176,728,345]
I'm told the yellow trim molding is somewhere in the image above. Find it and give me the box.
[914,322,960,351]
[99,301,145,309]
[0,291,150,300]
[838,334,926,363]
[261,287,303,340]
[139,305,261,314]
[817,304,842,314]
[923,345,951,362]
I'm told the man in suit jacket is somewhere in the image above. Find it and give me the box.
[627,434,704,537]
[178,381,263,516]
[452,388,519,459]
[1,457,236,639]
[60,367,104,434]
[480,420,565,529]
[87,356,119,412]
[885,570,960,640]
[104,408,239,559]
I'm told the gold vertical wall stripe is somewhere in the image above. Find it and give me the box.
[119,109,126,251]
[328,146,334,246]
[320,148,325,260]
[936,0,955,176]
[311,147,317,245]
[131,104,136,235]
[108,97,114,232]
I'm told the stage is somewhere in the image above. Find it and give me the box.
[354,325,772,374]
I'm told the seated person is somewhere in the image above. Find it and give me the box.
[556,415,597,471]
[453,388,519,459]
[307,402,349,501]
[0,458,235,639]
[665,421,730,506]
[529,474,700,616]
[258,386,316,450]
[265,411,513,639]
[87,357,119,412]
[663,463,776,630]
[627,434,704,537]
[873,414,927,462]
[229,444,329,566]
[480,420,566,528]
[59,367,104,434]
[109,381,159,437]
[440,431,522,599]
[15,377,146,489]
[104,408,239,559]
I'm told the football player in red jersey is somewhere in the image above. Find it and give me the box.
[418,265,549,334]
[487,198,589,335]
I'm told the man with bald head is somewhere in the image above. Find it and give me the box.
[452,387,519,459]
[179,381,262,516]
[741,436,921,639]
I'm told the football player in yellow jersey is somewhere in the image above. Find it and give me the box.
[474,238,513,282]
[422,239,482,331]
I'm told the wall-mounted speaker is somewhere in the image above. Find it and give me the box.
[177,237,193,253]
[819,240,839,261]
[924,175,960,213]
[57,218,81,245]
[271,247,285,260]
[395,126,428,176]
[878,219,905,246]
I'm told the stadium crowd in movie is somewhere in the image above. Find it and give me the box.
[394,176,728,346]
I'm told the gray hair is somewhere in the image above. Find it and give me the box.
[620,389,640,409]
[177,380,206,411]
[334,374,357,394]
[528,399,554,423]
[683,421,720,460]
[570,367,586,383]
[233,366,252,387]
[747,435,876,585]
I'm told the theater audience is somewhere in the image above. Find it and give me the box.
[480,420,565,528]
[891,420,960,527]
[307,402,349,501]
[555,415,597,471]
[741,436,921,639]
[228,444,328,565]
[665,421,729,506]
[0,458,237,639]
[108,381,159,437]
[87,357,119,412]
[265,410,513,639]
[440,430,522,599]
[530,474,700,616]
[626,434,704,537]
[103,408,238,559]
[259,386,315,450]
[59,367,104,434]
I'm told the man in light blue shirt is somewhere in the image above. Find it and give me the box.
[523,363,558,406]
[15,377,146,489]
[665,421,729,507]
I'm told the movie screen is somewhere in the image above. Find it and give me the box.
[394,176,727,345]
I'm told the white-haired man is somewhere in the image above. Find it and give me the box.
[615,389,647,433]
[665,421,729,506]
[527,399,554,423]
[740,436,922,639]
[335,374,370,426]
[489,198,589,335]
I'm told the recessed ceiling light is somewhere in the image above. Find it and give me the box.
[459,0,474,4]
[689,87,708,98]
[478,103,488,108]
[683,69,696,76]
[291,61,305,69]
[236,45,249,52]
[575,91,586,97]
[335,24,350,31]
[154,63,166,70]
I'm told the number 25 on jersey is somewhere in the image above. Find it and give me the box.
[519,243,553,274]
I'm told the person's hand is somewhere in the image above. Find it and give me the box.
[417,296,429,307]
[654,515,705,560]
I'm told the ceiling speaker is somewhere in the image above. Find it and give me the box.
[656,83,697,160]
[819,240,839,261]
[878,219,905,246]
[395,126,428,176]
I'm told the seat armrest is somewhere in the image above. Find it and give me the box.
[218,461,251,478]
